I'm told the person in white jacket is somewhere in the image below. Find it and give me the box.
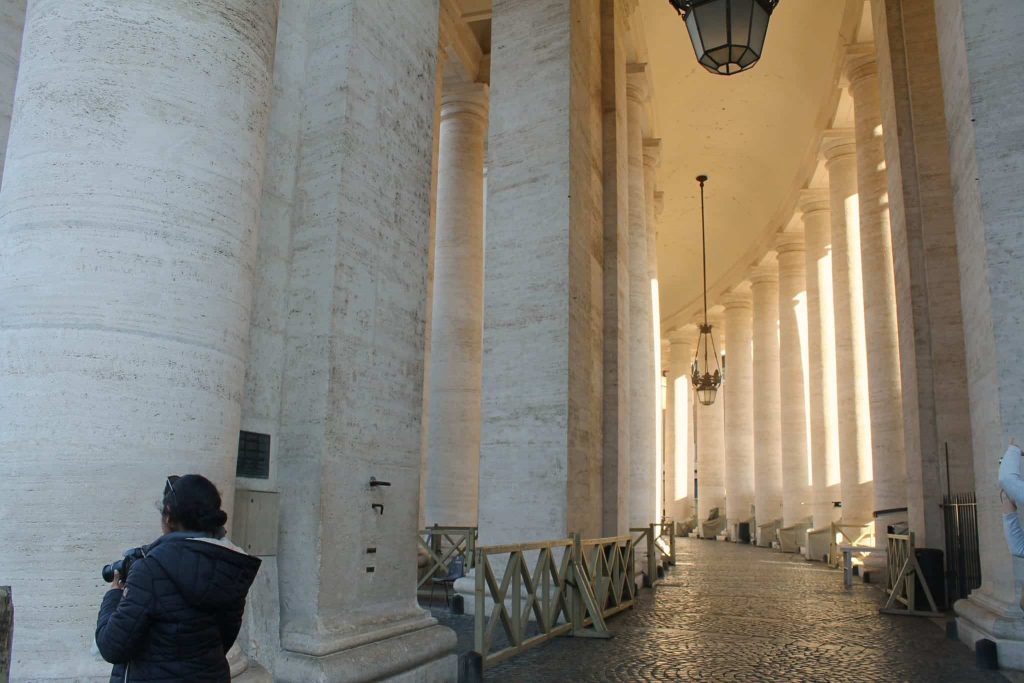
[998,441,1024,556]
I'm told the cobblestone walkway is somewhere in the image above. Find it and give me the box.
[431,537,1003,682]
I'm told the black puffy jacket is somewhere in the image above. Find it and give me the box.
[95,531,261,682]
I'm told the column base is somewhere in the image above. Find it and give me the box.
[955,590,1024,670]
[275,623,456,683]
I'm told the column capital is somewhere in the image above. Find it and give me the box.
[749,262,779,286]
[626,63,649,103]
[643,138,662,169]
[722,289,753,310]
[798,188,831,216]
[668,323,698,346]
[774,230,805,256]
[844,44,877,88]
[441,82,489,123]
[820,128,856,163]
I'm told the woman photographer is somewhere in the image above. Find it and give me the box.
[95,474,261,681]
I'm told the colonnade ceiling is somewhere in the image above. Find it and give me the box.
[643,0,862,331]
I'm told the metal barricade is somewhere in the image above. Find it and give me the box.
[881,532,941,617]
[472,533,634,667]
[417,525,477,589]
[942,493,981,602]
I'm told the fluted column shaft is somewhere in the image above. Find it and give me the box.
[849,50,908,533]
[801,190,841,529]
[626,71,657,528]
[823,132,875,526]
[751,264,783,538]
[696,311,726,524]
[667,328,696,522]
[424,84,488,527]
[723,291,754,535]
[0,2,278,676]
[0,0,25,185]
[777,233,811,526]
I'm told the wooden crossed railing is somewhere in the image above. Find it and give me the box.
[828,522,874,568]
[881,532,941,617]
[472,533,635,667]
[417,525,477,589]
[630,522,673,587]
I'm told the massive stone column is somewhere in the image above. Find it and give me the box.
[0,0,24,185]
[269,3,457,680]
[423,83,488,527]
[600,0,631,536]
[800,189,841,529]
[478,0,604,544]
[934,0,1024,665]
[0,2,278,678]
[822,130,875,527]
[776,232,811,526]
[644,138,664,520]
[626,66,657,529]
[751,263,783,537]
[870,0,973,549]
[723,290,754,537]
[696,310,727,525]
[848,46,909,540]
[666,327,696,523]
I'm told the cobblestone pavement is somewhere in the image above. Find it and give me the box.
[429,537,1004,682]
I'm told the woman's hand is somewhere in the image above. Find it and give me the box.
[109,570,124,591]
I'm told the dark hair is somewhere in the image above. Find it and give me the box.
[162,474,228,534]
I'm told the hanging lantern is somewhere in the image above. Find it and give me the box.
[667,0,780,76]
[691,175,723,406]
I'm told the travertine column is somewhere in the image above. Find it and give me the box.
[478,0,604,544]
[269,3,456,679]
[822,130,875,527]
[626,66,657,529]
[848,47,908,539]
[423,83,488,527]
[751,263,783,539]
[667,327,696,522]
[0,2,278,677]
[644,138,664,520]
[800,189,841,529]
[696,311,727,525]
[600,0,631,536]
[0,0,25,185]
[935,0,1024,662]
[776,232,811,526]
[723,290,755,536]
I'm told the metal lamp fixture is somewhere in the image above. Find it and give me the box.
[691,175,723,406]
[667,0,780,76]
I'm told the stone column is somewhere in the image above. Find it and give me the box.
[750,263,783,539]
[696,311,727,525]
[934,0,1024,664]
[600,0,631,536]
[269,3,456,679]
[848,47,909,540]
[870,0,973,549]
[800,189,842,529]
[0,0,25,185]
[644,138,664,520]
[776,232,811,526]
[723,290,754,538]
[423,83,488,527]
[822,130,875,527]
[626,66,657,530]
[666,327,696,523]
[477,0,604,544]
[0,2,278,678]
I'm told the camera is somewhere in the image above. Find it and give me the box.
[101,546,147,583]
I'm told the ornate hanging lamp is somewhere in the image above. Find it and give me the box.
[667,0,780,76]
[691,175,723,406]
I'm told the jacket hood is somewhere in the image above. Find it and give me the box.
[144,531,262,609]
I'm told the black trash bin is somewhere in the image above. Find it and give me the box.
[914,548,946,610]
[738,522,751,544]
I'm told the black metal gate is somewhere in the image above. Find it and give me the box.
[942,492,981,603]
